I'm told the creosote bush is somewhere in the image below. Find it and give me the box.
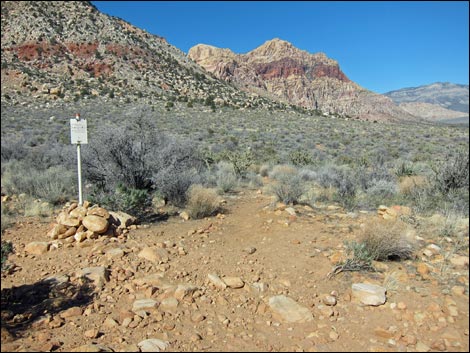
[186,185,221,219]
[270,173,305,205]
[328,218,416,278]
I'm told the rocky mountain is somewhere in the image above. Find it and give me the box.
[384,82,469,114]
[0,1,280,110]
[188,39,418,122]
[398,102,468,122]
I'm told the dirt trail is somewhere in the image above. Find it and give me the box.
[1,189,469,352]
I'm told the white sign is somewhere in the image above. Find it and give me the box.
[70,118,88,144]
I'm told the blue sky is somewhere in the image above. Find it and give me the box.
[92,1,469,94]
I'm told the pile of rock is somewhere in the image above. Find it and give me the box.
[47,201,136,243]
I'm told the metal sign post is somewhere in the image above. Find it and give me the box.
[70,113,88,206]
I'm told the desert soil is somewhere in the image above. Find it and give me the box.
[1,188,469,352]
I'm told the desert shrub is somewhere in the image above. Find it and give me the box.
[1,203,14,235]
[269,164,298,180]
[269,173,305,205]
[363,179,398,208]
[355,163,395,191]
[2,161,75,205]
[360,218,416,261]
[83,115,160,191]
[433,149,469,194]
[186,185,220,219]
[289,149,314,166]
[23,198,54,217]
[398,175,429,196]
[259,163,271,177]
[394,161,415,177]
[1,240,13,271]
[89,184,152,218]
[244,171,264,188]
[329,218,416,278]
[215,161,238,193]
[298,167,317,181]
[152,139,205,206]
[224,149,254,177]
[83,114,205,209]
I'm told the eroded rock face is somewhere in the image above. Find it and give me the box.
[189,38,417,122]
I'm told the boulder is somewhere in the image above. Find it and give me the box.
[82,215,109,234]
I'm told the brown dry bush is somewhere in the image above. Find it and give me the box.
[398,175,429,196]
[360,218,416,261]
[186,185,221,219]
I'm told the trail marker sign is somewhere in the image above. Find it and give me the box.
[70,113,87,205]
[70,114,88,144]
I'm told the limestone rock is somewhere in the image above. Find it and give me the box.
[268,295,313,323]
[138,339,169,352]
[78,266,109,288]
[132,299,158,312]
[208,273,227,290]
[352,283,386,306]
[25,241,50,255]
[109,211,136,229]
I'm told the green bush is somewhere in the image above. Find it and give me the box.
[89,184,151,218]
[289,149,314,166]
[215,161,238,193]
[270,173,305,205]
[433,149,469,194]
[1,241,13,271]
[224,149,254,178]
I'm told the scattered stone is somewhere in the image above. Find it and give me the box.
[78,266,109,288]
[60,306,83,318]
[223,276,245,288]
[25,241,50,255]
[417,263,430,276]
[323,295,337,306]
[352,283,386,306]
[174,284,198,301]
[449,255,469,268]
[268,295,313,323]
[244,247,257,255]
[138,247,170,264]
[208,273,227,290]
[109,211,136,229]
[180,211,190,221]
[84,329,100,339]
[132,299,158,312]
[138,339,169,352]
[105,247,125,258]
[159,297,179,312]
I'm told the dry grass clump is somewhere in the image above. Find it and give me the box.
[186,185,221,219]
[328,218,416,278]
[268,164,298,180]
[360,218,416,261]
[398,175,429,195]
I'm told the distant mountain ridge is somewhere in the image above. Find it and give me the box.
[384,82,469,113]
[188,38,419,122]
[0,1,282,111]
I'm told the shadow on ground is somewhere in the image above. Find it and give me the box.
[1,276,96,336]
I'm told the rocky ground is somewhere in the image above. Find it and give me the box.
[1,188,469,352]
